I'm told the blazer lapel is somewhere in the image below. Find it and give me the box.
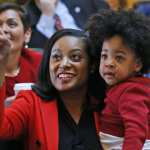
[41,100,59,150]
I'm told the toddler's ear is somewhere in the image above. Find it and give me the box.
[135,58,143,73]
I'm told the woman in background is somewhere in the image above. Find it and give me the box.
[0,2,42,150]
[0,3,42,101]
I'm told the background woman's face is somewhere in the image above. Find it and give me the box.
[0,9,29,53]
[49,36,90,92]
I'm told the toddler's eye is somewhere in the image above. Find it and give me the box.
[116,55,125,63]
[101,53,107,60]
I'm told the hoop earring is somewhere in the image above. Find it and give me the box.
[24,43,28,48]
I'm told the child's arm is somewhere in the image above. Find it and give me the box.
[119,84,150,150]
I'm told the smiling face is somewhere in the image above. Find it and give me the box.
[49,36,90,92]
[100,35,142,86]
[0,9,30,53]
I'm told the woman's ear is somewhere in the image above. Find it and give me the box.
[24,27,32,44]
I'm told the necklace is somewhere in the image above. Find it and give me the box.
[5,66,20,77]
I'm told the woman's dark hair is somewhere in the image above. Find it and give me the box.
[32,28,106,101]
[24,0,41,26]
[0,2,31,31]
[86,9,150,74]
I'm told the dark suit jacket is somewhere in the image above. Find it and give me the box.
[26,0,110,48]
[61,0,110,29]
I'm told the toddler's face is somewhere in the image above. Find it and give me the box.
[99,35,142,86]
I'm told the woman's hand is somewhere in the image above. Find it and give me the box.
[34,0,58,16]
[0,33,10,62]
[0,30,11,86]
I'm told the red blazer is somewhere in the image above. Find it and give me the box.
[5,48,42,97]
[0,84,101,150]
[100,77,150,150]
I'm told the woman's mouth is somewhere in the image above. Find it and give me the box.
[57,73,75,82]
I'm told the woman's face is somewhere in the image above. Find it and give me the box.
[49,36,90,92]
[0,9,30,53]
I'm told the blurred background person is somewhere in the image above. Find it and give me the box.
[0,2,42,150]
[133,0,150,78]
[134,0,150,16]
[106,0,138,10]
[61,0,110,29]
[24,0,110,49]
[25,0,80,49]
[0,0,16,3]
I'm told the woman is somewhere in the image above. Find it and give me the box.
[0,2,42,150]
[25,0,80,48]
[0,3,42,100]
[0,28,105,150]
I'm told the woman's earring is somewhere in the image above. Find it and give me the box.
[24,42,28,48]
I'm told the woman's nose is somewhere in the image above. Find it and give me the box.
[0,27,9,40]
[60,57,71,68]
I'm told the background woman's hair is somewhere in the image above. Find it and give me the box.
[0,2,31,31]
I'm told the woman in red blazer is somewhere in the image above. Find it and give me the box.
[0,3,42,101]
[0,28,105,150]
[0,3,42,150]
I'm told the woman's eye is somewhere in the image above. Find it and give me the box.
[9,23,17,28]
[51,54,61,61]
[7,20,17,28]
[71,54,81,62]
